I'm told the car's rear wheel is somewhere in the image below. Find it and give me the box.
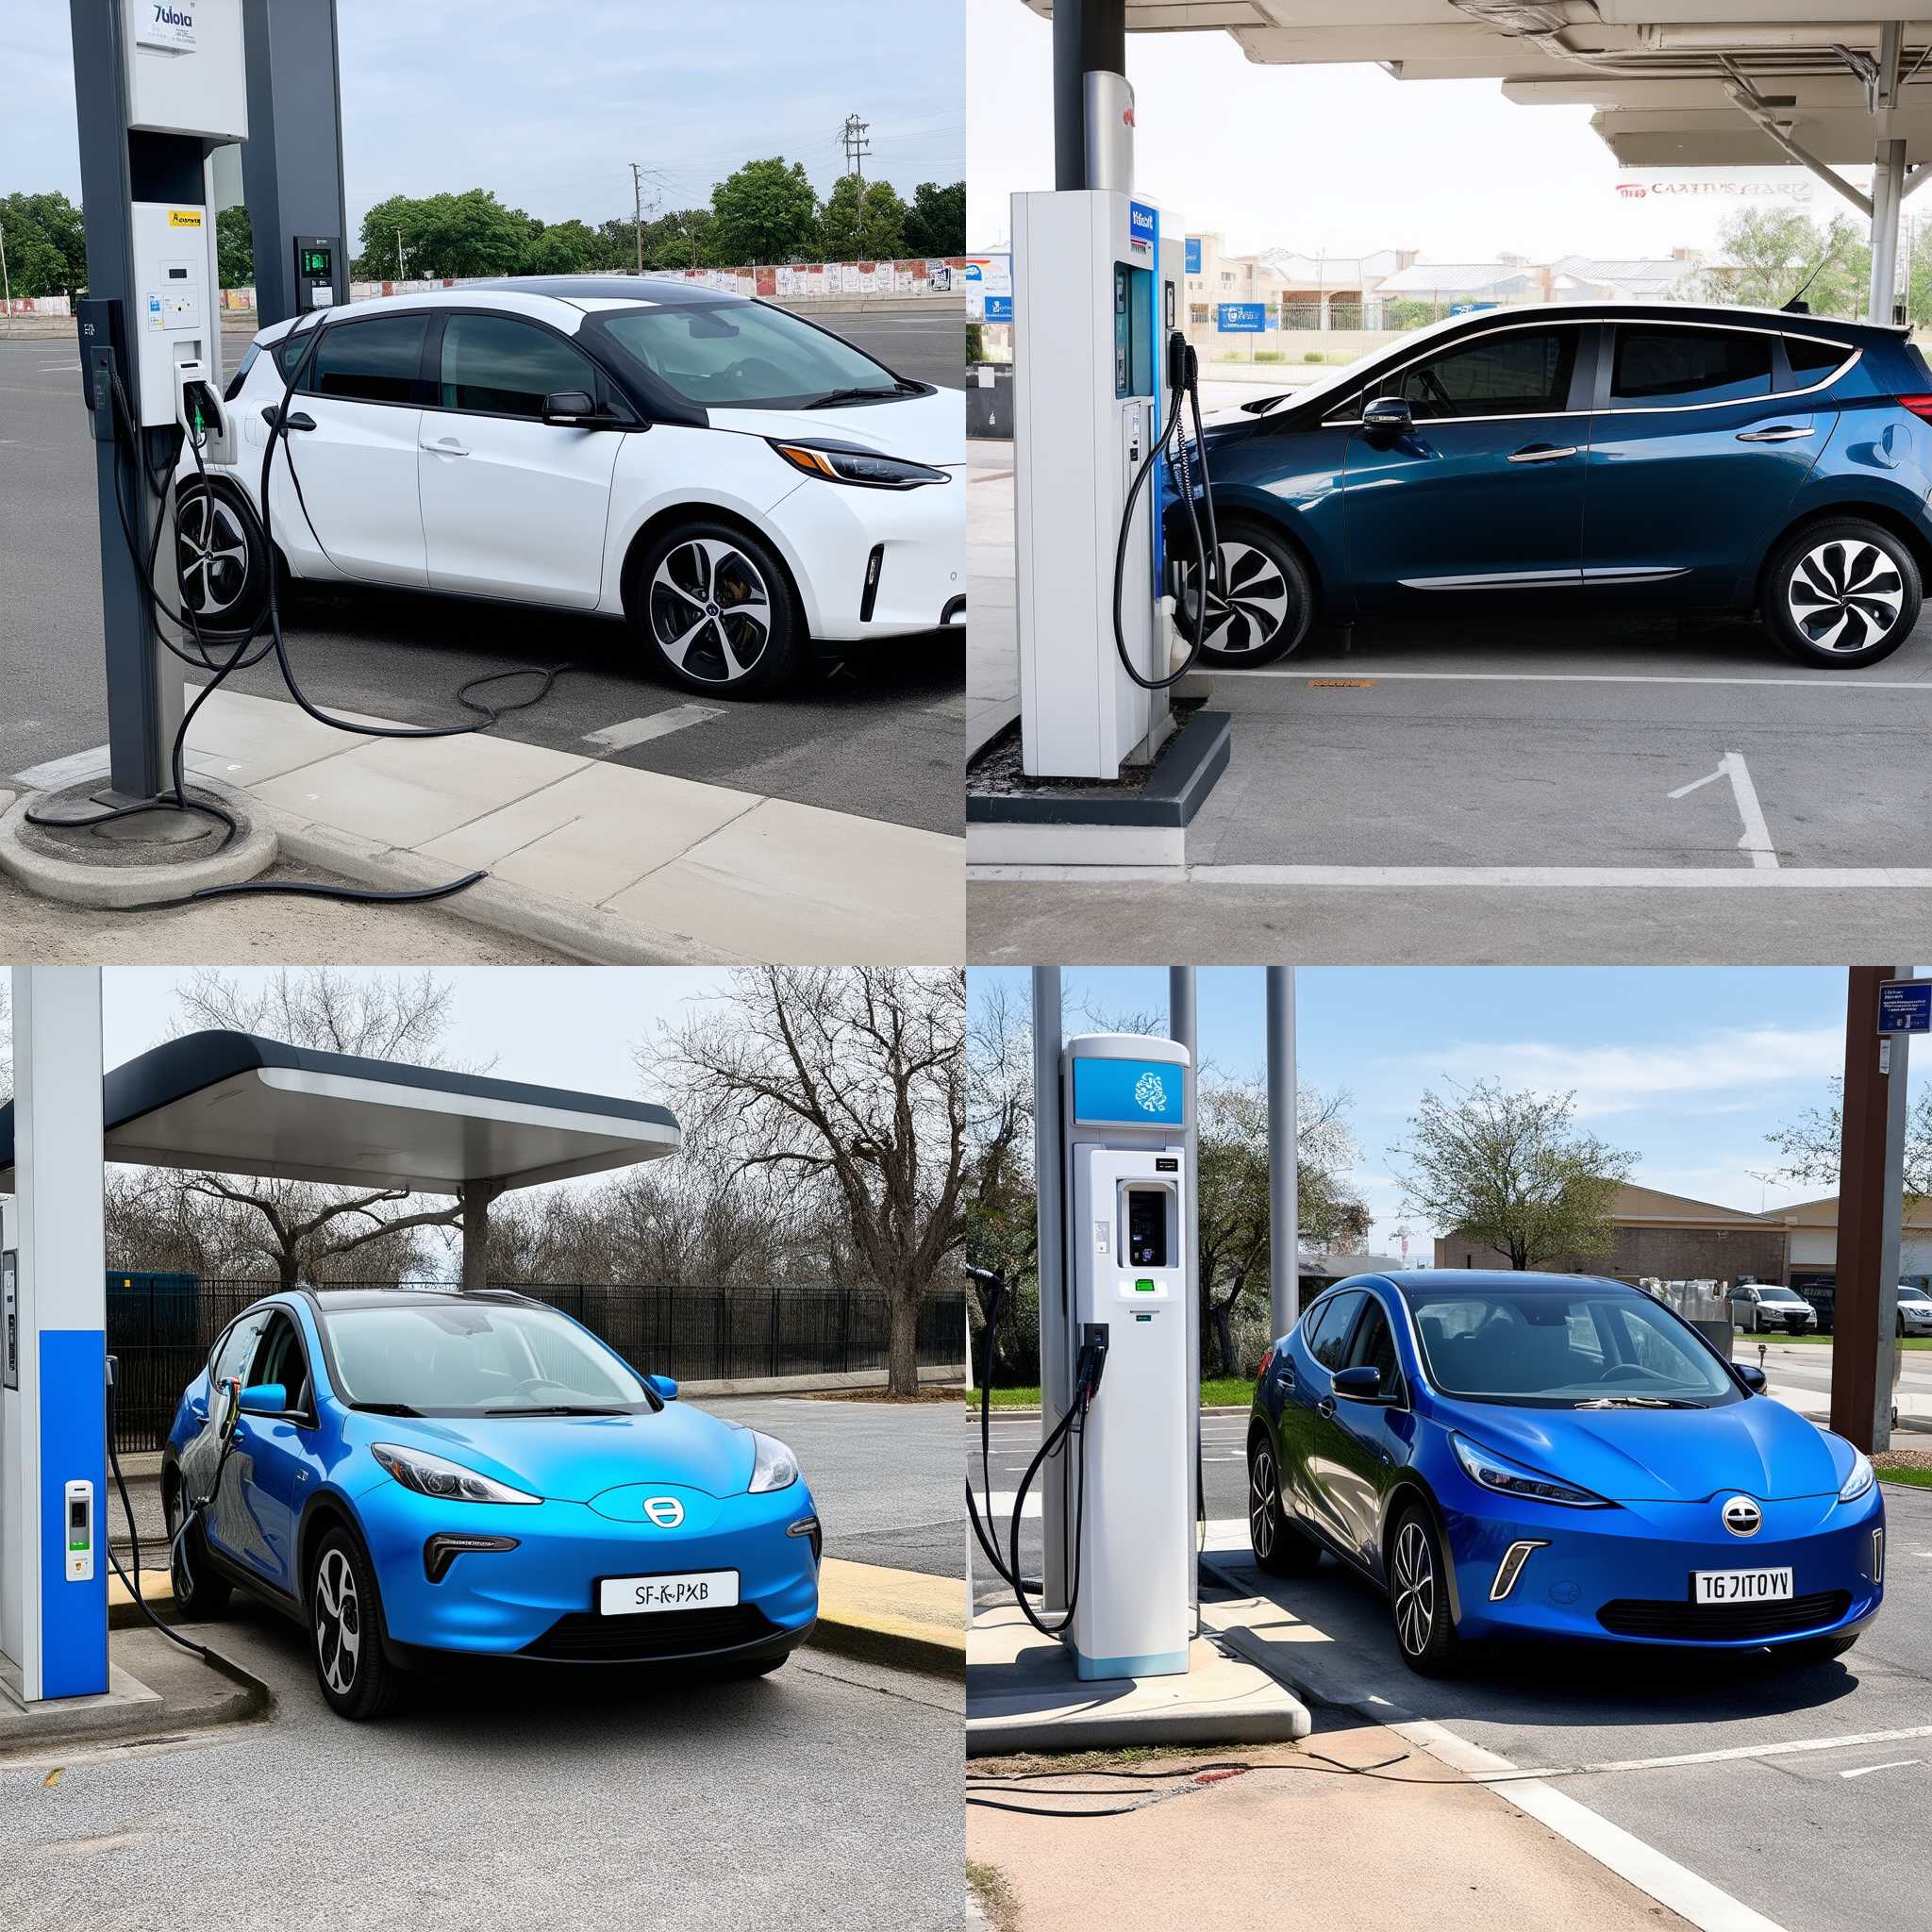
[164,1481,231,1620]
[175,480,269,633]
[1763,519,1920,669]
[310,1528,401,1721]
[1389,1504,1461,1676]
[1248,1435,1323,1576]
[1174,519,1314,669]
[630,520,803,697]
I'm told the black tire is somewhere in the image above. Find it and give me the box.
[1174,518,1314,669]
[309,1527,402,1721]
[175,479,270,634]
[1781,1632,1859,1666]
[1247,1433,1323,1577]
[1762,518,1921,669]
[711,1652,789,1681]
[164,1480,232,1620]
[1387,1502,1461,1676]
[629,519,803,697]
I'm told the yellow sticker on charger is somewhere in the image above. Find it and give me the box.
[169,208,204,227]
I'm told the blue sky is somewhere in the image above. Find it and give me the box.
[974,967,1926,1255]
[4,1,962,238]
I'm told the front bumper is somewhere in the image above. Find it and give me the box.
[1442,1483,1884,1651]
[767,467,963,639]
[357,1478,821,1663]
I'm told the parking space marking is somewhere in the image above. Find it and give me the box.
[1840,1758,1923,1778]
[1237,669,1932,691]
[1669,751,1777,869]
[581,704,726,752]
[1503,1722,1932,1783]
[1191,866,1932,889]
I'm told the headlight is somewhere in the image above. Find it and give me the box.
[1451,1432,1610,1509]
[372,1441,540,1505]
[1839,1445,1875,1503]
[768,440,949,489]
[748,1430,799,1494]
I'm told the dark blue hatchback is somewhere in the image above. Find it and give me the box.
[1173,303,1932,669]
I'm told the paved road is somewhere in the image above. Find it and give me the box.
[0,314,963,836]
[0,1600,959,1932]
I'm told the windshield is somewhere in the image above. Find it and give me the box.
[1758,1287,1807,1304]
[321,1301,652,1415]
[594,300,908,408]
[1400,1284,1740,1407]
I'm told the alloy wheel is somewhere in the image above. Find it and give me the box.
[648,538,773,685]
[314,1547,361,1695]
[1787,540,1905,653]
[176,491,253,619]
[1185,539,1291,656]
[1249,1445,1277,1560]
[1391,1519,1436,1657]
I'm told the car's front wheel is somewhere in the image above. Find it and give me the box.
[1248,1435,1322,1576]
[1174,519,1314,669]
[630,520,803,697]
[310,1528,402,1721]
[1388,1503,1461,1676]
[1763,519,1921,669]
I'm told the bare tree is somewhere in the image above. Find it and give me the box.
[642,968,967,1395]
[1768,1074,1932,1210]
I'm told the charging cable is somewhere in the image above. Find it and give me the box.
[964,1263,1042,1594]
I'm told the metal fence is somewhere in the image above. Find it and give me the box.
[106,1277,965,1454]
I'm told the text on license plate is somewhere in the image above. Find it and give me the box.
[600,1569,740,1616]
[1693,1567,1793,1604]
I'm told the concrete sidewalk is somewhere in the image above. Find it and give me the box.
[10,686,963,963]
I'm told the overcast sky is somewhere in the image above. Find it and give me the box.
[3,0,963,237]
[966,0,1869,262]
[971,967,1924,1257]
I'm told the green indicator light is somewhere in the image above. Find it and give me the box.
[1135,1278,1156,1292]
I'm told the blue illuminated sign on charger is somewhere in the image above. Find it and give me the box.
[1128,201,1156,255]
[1071,1058,1186,1128]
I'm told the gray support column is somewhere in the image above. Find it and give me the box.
[459,1179,505,1293]
[1052,0,1125,192]
[1876,1027,1907,1455]
[1032,968,1068,1613]
[242,0,350,324]
[1168,967,1199,1625]
[1266,967,1299,1341]
[1872,140,1907,325]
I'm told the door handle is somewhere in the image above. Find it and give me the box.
[262,408,315,431]
[1736,425,1812,442]
[423,437,470,458]
[1507,443,1579,462]
[1316,1396,1336,1420]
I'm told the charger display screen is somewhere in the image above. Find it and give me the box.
[1126,1190,1168,1268]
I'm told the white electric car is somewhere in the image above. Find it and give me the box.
[179,276,964,696]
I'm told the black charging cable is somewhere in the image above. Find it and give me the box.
[1004,1329,1108,1642]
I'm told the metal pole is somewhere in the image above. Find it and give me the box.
[1876,1025,1907,1456]
[1052,0,1125,192]
[0,221,12,334]
[1872,140,1907,323]
[1168,967,1199,1628]
[1032,967,1068,1614]
[1833,968,1894,1450]
[1266,967,1299,1341]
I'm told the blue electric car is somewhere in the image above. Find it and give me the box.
[162,1288,821,1720]
[1246,1272,1884,1674]
[1171,303,1932,670]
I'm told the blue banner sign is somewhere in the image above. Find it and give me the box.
[1128,200,1157,256]
[1185,237,1203,275]
[982,294,1012,323]
[1072,1057,1187,1128]
[1878,979,1932,1033]
[1216,303,1267,333]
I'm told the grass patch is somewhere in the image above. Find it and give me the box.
[1880,1465,1932,1489]
[1753,1333,1932,1348]
[966,1861,1019,1932]
[973,1377,1253,1409]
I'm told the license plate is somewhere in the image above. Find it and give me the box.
[1693,1567,1793,1605]
[599,1570,739,1616]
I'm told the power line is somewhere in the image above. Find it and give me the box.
[840,111,872,183]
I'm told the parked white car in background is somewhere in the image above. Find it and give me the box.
[1727,1282,1820,1334]
[1897,1285,1932,1337]
[180,277,963,697]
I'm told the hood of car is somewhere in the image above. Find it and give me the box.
[708,384,964,463]
[362,1400,757,1503]
[1446,1393,1845,1504]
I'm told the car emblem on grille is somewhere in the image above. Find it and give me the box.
[1720,1494,1762,1538]
[642,1495,685,1528]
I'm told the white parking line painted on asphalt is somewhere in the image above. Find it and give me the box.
[1505,1723,1932,1782]
[1237,668,1932,691]
[1840,1759,1923,1778]
[582,704,726,752]
[1191,866,1932,890]
[1669,752,1777,870]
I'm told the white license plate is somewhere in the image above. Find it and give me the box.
[1693,1567,1793,1605]
[599,1570,740,1616]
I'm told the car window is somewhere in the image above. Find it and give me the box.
[281,314,432,406]
[1307,1290,1366,1371]
[1609,326,1773,407]
[593,300,904,409]
[438,313,597,419]
[1344,1297,1400,1392]
[1784,335,1854,386]
[1377,328,1578,421]
[250,1310,312,1413]
[210,1310,271,1391]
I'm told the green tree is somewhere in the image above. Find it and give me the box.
[0,191,87,299]
[215,204,253,287]
[647,208,716,271]
[523,217,598,275]
[903,179,965,258]
[818,173,908,261]
[1699,206,1869,317]
[708,157,819,266]
[1391,1079,1638,1272]
[353,189,531,281]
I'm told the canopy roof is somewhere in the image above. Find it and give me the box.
[0,1030,679,1195]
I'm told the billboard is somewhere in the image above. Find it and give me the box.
[1216,302,1267,333]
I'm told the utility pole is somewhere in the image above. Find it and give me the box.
[393,226,410,281]
[631,159,645,275]
[841,111,872,183]
[0,217,11,336]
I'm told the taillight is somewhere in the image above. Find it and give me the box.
[1257,1346,1275,1379]
[1895,393,1932,422]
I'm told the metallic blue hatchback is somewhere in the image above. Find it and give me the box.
[1173,304,1932,669]
[162,1289,821,1719]
[1247,1272,1884,1674]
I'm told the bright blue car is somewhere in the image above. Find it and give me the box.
[1246,1272,1884,1674]
[1172,303,1932,670]
[162,1289,821,1719]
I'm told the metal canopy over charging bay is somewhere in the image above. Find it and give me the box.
[0,1029,681,1196]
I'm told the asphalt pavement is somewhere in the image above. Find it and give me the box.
[0,312,963,838]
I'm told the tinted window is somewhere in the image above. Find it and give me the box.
[439,313,595,418]
[285,315,431,405]
[1610,326,1772,406]
[210,1310,270,1391]
[1380,328,1577,420]
[250,1311,311,1411]
[1784,335,1853,385]
[594,300,903,408]
[1345,1298,1400,1391]
[1307,1290,1365,1371]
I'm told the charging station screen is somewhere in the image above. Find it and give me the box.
[301,247,331,276]
[1071,1057,1185,1128]
[1125,1190,1169,1267]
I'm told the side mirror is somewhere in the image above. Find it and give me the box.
[1361,394,1414,439]
[1737,1364,1767,1392]
[542,389,601,426]
[238,1381,288,1415]
[1331,1364,1384,1401]
[647,1374,679,1402]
